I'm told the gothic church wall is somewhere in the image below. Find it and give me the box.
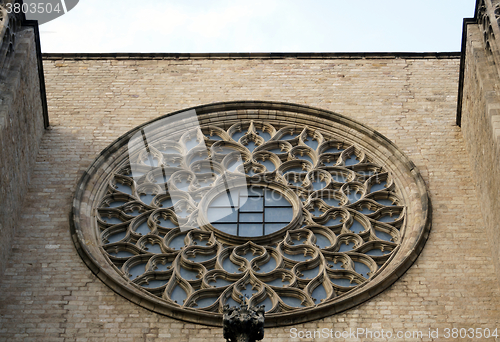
[0,54,498,341]
[460,3,500,285]
[0,27,45,278]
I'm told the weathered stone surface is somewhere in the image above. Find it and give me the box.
[1,51,500,341]
[223,304,264,342]
[0,27,45,278]
[460,11,500,284]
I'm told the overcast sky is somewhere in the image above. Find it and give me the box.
[38,0,476,53]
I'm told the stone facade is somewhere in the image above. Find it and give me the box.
[460,0,500,286]
[1,0,500,339]
[0,25,45,278]
[1,52,500,341]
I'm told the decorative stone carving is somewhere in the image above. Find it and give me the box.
[0,0,23,73]
[223,303,265,342]
[491,0,500,24]
[477,0,494,55]
[71,101,431,326]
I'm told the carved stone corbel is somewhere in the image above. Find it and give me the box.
[223,303,265,342]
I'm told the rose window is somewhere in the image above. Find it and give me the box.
[71,101,430,326]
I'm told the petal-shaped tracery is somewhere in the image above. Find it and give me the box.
[78,108,425,326]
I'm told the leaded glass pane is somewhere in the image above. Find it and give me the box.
[239,223,264,237]
[264,207,293,222]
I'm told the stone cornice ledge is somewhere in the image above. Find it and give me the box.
[42,52,460,60]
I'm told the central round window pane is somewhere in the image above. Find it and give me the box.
[207,187,293,237]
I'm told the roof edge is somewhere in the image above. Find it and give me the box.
[24,20,49,128]
[456,0,482,126]
[42,52,461,60]
[456,17,478,126]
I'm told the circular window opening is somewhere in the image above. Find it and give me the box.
[71,101,431,327]
[207,187,293,237]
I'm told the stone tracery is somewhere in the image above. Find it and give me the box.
[71,101,430,326]
[97,119,404,314]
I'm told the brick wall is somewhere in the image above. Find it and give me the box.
[1,54,499,341]
[460,23,500,285]
[0,27,45,278]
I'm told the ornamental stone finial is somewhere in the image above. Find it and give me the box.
[222,301,265,342]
